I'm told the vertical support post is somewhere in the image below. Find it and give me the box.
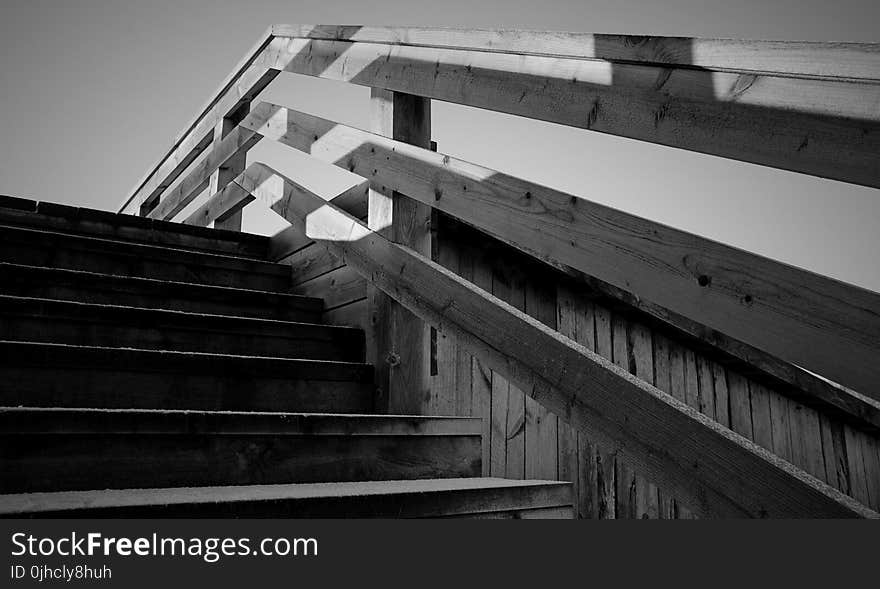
[209,101,251,231]
[368,88,432,414]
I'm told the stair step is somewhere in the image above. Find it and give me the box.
[0,478,573,518]
[0,263,322,321]
[0,296,363,360]
[0,341,373,412]
[0,408,482,493]
[0,225,290,290]
[0,195,269,257]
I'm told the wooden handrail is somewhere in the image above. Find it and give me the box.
[215,161,876,518]
[121,25,880,220]
[120,26,880,516]
[270,25,880,81]
[226,101,880,408]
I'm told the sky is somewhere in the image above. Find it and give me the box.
[1,0,878,292]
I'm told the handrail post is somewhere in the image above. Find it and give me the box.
[367,88,432,414]
[208,101,251,231]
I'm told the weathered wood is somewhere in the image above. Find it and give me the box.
[250,104,880,406]
[147,118,266,221]
[271,25,880,81]
[524,280,559,481]
[257,38,880,187]
[208,103,249,231]
[322,298,368,331]
[121,22,282,215]
[123,64,279,216]
[124,26,880,217]
[367,89,432,414]
[236,163,876,518]
[293,265,366,311]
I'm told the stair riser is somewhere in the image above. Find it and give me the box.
[0,280,320,322]
[4,486,572,518]
[0,233,288,291]
[0,366,373,412]
[0,435,482,493]
[0,314,364,361]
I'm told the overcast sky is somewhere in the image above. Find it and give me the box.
[1,0,878,292]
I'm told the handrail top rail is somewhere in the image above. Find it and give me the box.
[120,23,880,214]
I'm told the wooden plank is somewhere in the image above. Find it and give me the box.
[861,435,880,510]
[183,173,253,228]
[258,39,880,187]
[652,333,677,518]
[208,102,250,231]
[629,321,659,519]
[844,425,871,506]
[432,234,459,416]
[750,383,775,452]
[322,298,368,331]
[122,63,279,215]
[592,304,616,519]
[253,105,880,408]
[728,371,754,440]
[236,163,877,518]
[292,265,365,311]
[272,25,880,81]
[288,244,344,285]
[611,315,635,519]
[769,393,794,463]
[147,118,266,221]
[490,373,509,477]
[453,245,474,418]
[120,23,281,214]
[124,26,880,213]
[469,244,493,477]
[557,284,595,518]
[819,415,849,493]
[268,224,313,261]
[492,262,525,479]
[524,278,558,481]
[367,89,432,415]
[789,403,828,483]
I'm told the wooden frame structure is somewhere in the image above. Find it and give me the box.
[120,25,880,518]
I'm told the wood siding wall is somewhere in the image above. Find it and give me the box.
[294,208,880,518]
[425,214,880,518]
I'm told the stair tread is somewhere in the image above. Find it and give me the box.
[0,294,342,330]
[0,478,571,515]
[0,262,320,303]
[0,340,371,377]
[0,407,482,435]
[0,195,269,257]
[0,224,289,275]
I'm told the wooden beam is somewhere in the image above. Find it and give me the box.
[243,103,880,407]
[367,89,432,414]
[208,103,251,231]
[271,25,880,81]
[256,37,880,187]
[146,103,282,221]
[122,65,278,216]
[120,24,282,214]
[123,27,880,216]
[235,162,877,518]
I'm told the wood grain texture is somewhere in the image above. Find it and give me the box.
[271,25,880,81]
[258,38,880,187]
[125,26,879,216]
[234,163,875,518]
[248,103,880,406]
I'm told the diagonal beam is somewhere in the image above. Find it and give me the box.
[239,103,880,414]
[234,161,877,518]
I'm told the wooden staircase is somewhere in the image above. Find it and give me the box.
[0,196,573,518]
